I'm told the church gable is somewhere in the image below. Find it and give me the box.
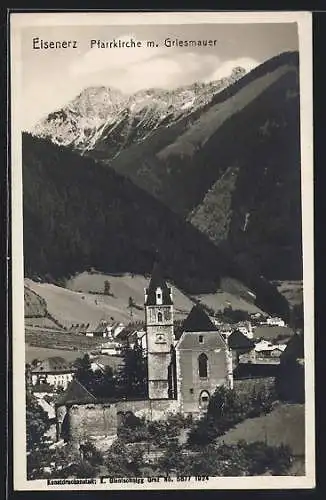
[182,304,218,333]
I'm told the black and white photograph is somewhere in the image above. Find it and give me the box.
[10,11,314,490]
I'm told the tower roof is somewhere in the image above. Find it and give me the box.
[182,304,218,332]
[145,261,172,306]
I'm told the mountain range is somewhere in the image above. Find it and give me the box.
[32,51,302,282]
[33,66,247,154]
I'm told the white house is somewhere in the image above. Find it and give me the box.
[100,341,123,356]
[254,340,287,357]
[266,317,286,327]
[31,357,76,390]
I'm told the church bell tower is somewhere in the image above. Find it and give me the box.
[145,262,174,399]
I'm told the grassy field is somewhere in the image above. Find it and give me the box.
[216,402,305,475]
[25,328,105,351]
[25,317,61,329]
[25,272,262,333]
[25,274,195,329]
[25,344,84,363]
[197,290,262,315]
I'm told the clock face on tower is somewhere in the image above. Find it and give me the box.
[155,333,166,343]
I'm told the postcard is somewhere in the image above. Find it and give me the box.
[9,10,314,490]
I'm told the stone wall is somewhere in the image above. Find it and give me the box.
[66,402,118,446]
[233,377,275,396]
[57,398,181,446]
[116,398,180,421]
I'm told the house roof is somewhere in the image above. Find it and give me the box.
[227,330,255,351]
[94,322,109,334]
[145,261,172,306]
[182,305,218,333]
[55,379,97,406]
[255,342,287,353]
[31,357,75,374]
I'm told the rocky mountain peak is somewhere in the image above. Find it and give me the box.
[32,66,248,152]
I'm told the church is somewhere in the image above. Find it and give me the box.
[144,261,234,413]
[55,263,250,445]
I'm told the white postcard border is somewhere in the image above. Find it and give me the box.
[10,10,314,491]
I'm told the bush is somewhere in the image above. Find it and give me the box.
[118,414,187,446]
[105,440,145,477]
[188,384,277,448]
[187,416,220,447]
[80,441,103,466]
[157,441,293,477]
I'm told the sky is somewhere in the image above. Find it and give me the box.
[20,23,299,130]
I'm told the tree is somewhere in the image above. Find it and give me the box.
[290,302,304,331]
[104,280,111,295]
[74,354,118,398]
[26,393,51,452]
[128,296,136,319]
[73,354,93,388]
[117,340,148,398]
[90,365,116,398]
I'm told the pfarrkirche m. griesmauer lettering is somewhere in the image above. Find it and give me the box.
[10,10,314,492]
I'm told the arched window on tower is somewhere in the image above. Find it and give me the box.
[157,312,163,323]
[198,353,208,378]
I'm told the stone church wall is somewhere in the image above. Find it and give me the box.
[177,348,229,416]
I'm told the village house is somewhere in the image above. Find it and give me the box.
[85,320,125,339]
[31,357,76,390]
[100,340,123,356]
[266,316,286,327]
[235,321,254,338]
[254,340,287,360]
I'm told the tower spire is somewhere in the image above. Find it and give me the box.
[145,260,173,306]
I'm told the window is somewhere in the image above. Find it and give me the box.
[199,335,203,343]
[198,353,208,378]
[157,312,163,322]
[156,288,163,305]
